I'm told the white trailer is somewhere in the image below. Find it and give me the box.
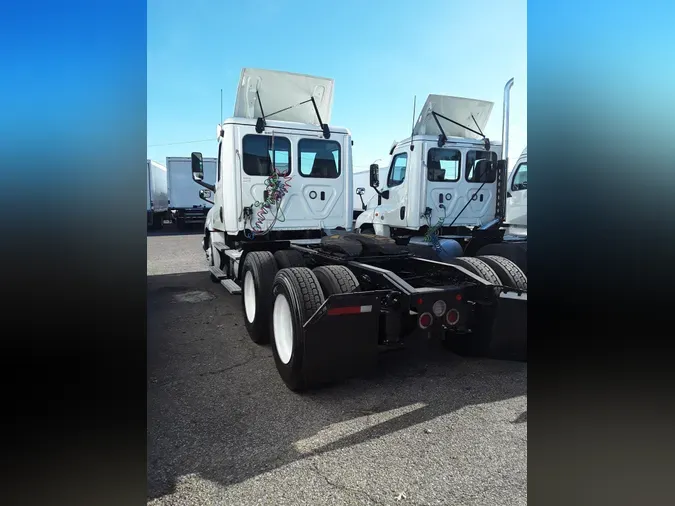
[147,159,169,229]
[166,156,217,227]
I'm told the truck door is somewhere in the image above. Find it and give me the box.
[376,150,410,228]
[506,158,527,227]
[212,140,225,230]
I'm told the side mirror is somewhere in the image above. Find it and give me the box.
[369,164,380,189]
[199,189,214,205]
[191,152,204,182]
[474,159,496,183]
[356,187,365,196]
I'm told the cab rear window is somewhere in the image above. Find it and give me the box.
[298,139,341,178]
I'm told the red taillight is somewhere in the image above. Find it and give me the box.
[446,308,460,326]
[455,293,462,301]
[418,312,433,329]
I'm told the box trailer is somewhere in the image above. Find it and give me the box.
[166,156,217,227]
[147,159,169,229]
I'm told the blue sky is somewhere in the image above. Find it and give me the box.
[148,0,526,171]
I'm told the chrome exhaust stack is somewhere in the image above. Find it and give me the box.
[501,78,514,163]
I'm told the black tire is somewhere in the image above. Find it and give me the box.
[443,257,500,357]
[274,249,305,269]
[475,242,527,275]
[477,255,527,290]
[312,265,360,296]
[241,251,278,344]
[271,267,325,391]
[449,257,501,287]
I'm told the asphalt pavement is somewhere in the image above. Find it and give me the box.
[147,227,527,506]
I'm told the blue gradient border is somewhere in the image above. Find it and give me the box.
[1,2,147,506]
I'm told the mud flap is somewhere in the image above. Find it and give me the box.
[302,291,384,386]
[488,292,527,361]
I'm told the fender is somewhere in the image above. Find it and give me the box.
[204,206,216,231]
[354,208,377,231]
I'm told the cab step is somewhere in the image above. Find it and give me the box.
[209,266,227,279]
[221,278,241,294]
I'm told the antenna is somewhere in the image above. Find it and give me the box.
[410,95,416,151]
[219,89,223,137]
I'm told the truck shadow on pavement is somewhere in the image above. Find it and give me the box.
[147,271,527,500]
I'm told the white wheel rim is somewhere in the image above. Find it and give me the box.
[273,294,294,364]
[243,272,256,323]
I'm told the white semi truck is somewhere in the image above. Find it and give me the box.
[147,159,169,230]
[190,68,526,391]
[166,156,217,228]
[355,80,527,274]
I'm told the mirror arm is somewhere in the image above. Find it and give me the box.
[358,194,366,210]
[194,179,216,192]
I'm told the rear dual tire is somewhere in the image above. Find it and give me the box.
[271,268,325,391]
[443,255,527,358]
[271,265,359,392]
[241,251,278,344]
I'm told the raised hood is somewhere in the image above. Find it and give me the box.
[413,94,494,139]
[233,68,335,126]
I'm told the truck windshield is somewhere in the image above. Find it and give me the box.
[427,148,460,182]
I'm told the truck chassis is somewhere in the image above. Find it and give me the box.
[206,232,527,391]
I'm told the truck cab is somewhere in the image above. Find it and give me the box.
[355,92,504,238]
[193,68,353,251]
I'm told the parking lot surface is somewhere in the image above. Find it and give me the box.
[147,229,527,506]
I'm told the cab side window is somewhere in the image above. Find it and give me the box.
[511,162,527,191]
[387,153,408,187]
